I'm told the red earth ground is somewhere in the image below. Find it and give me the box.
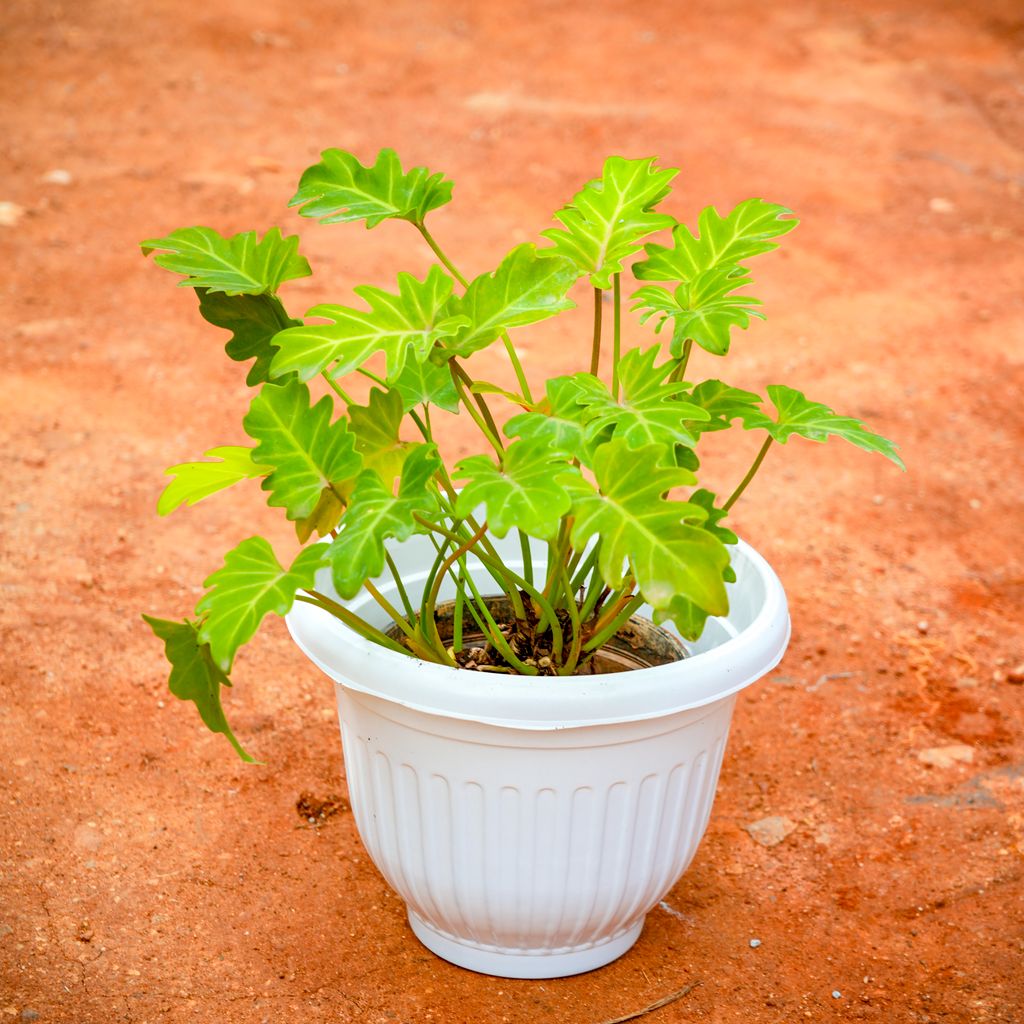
[2,1,1023,1021]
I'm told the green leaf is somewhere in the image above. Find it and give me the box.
[325,445,441,599]
[685,380,772,433]
[196,538,325,671]
[443,244,578,358]
[158,446,270,516]
[631,268,764,356]
[563,440,729,614]
[289,148,453,228]
[142,616,256,762]
[348,387,408,485]
[390,357,460,413]
[270,266,466,382]
[571,347,710,450]
[141,226,311,295]
[541,156,678,289]
[197,289,299,386]
[634,198,797,282]
[454,439,577,540]
[652,597,712,643]
[244,379,362,520]
[764,385,905,468]
[504,376,590,458]
[688,489,738,546]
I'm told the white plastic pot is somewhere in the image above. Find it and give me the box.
[286,534,789,979]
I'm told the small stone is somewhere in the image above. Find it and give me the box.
[744,816,797,847]
[916,620,929,634]
[749,938,761,948]
[41,168,73,185]
[872,494,884,506]
[929,197,955,213]
[1006,664,1024,685]
[917,744,974,769]
[831,990,842,999]
[0,201,25,227]
[21,1011,40,1022]
[968,498,982,510]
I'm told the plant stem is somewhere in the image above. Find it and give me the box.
[582,593,645,654]
[356,366,389,388]
[458,567,538,674]
[518,529,534,587]
[385,549,416,622]
[449,362,504,457]
[363,578,446,663]
[297,591,413,657]
[502,331,534,405]
[451,359,504,452]
[723,435,774,511]
[669,338,693,383]
[322,372,354,406]
[423,520,490,634]
[611,274,622,399]
[590,287,604,376]
[415,221,470,289]
[557,563,583,675]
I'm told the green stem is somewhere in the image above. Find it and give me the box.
[611,274,622,399]
[556,564,583,675]
[669,339,694,383]
[408,407,431,442]
[458,568,538,675]
[423,520,490,635]
[723,435,774,512]
[385,550,416,622]
[449,362,504,457]
[363,578,445,662]
[518,529,534,588]
[451,359,504,452]
[298,591,414,658]
[582,592,645,654]
[415,221,470,289]
[590,287,603,376]
[502,332,534,405]
[322,372,354,406]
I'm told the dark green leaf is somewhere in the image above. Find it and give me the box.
[141,226,310,295]
[244,379,362,520]
[541,156,678,289]
[454,439,577,540]
[289,148,453,228]
[142,616,256,762]
[158,446,269,516]
[563,440,729,614]
[634,198,796,282]
[325,445,441,598]
[443,244,578,358]
[765,385,904,468]
[270,266,465,381]
[197,289,299,386]
[196,538,325,672]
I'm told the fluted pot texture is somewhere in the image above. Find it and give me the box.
[286,533,790,979]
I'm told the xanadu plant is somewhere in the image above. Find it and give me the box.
[143,149,902,761]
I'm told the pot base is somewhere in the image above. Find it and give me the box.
[407,910,644,979]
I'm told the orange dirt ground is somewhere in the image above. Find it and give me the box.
[2,1,1023,1020]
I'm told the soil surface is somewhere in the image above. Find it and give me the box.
[2,1,1024,1021]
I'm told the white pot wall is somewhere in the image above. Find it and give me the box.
[286,534,789,977]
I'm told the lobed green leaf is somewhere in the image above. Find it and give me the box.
[764,385,905,468]
[158,446,270,516]
[269,266,465,382]
[454,439,577,540]
[325,445,442,598]
[289,148,453,228]
[244,379,362,520]
[390,357,460,413]
[142,616,256,762]
[196,538,325,672]
[541,156,678,289]
[141,226,310,296]
[442,244,578,358]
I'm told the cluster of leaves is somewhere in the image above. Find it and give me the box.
[143,148,903,759]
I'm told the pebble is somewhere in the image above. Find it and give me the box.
[1007,664,1024,685]
[917,744,974,769]
[41,168,73,185]
[831,990,842,999]
[749,938,761,948]
[743,816,797,847]
[0,201,25,226]
[929,197,955,213]
[916,620,929,634]
[21,1011,40,1023]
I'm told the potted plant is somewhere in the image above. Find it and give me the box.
[142,149,902,978]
